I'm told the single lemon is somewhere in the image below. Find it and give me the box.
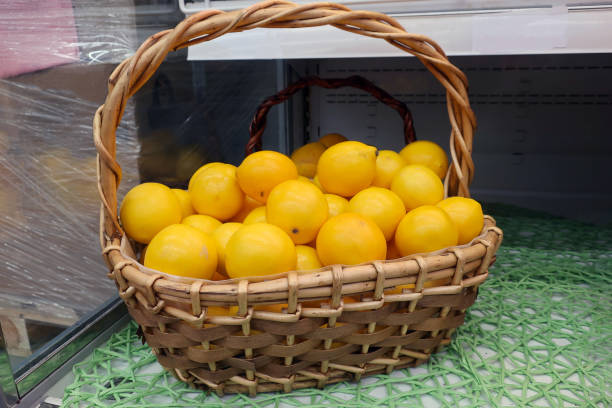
[211,270,229,281]
[302,296,358,308]
[317,141,377,197]
[144,224,217,279]
[188,162,237,191]
[386,239,401,260]
[312,175,326,193]
[230,195,262,223]
[291,142,327,178]
[349,187,405,241]
[372,150,406,188]
[189,166,244,221]
[171,189,195,219]
[296,245,323,271]
[182,214,222,235]
[437,197,484,244]
[267,179,328,244]
[243,206,267,224]
[385,278,450,294]
[399,140,449,179]
[225,223,296,279]
[324,194,350,218]
[237,151,298,203]
[254,303,288,313]
[316,213,386,266]
[207,306,238,315]
[395,205,458,256]
[319,133,347,148]
[298,176,311,183]
[212,222,242,274]
[391,164,444,210]
[120,182,182,244]
[139,245,148,264]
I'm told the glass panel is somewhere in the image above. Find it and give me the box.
[0,0,177,383]
[0,0,286,393]
[0,63,135,376]
[133,59,285,188]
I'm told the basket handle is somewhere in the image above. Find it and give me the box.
[246,75,416,155]
[94,0,476,243]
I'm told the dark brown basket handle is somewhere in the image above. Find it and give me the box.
[246,75,416,155]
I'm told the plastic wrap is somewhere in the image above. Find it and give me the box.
[0,66,140,322]
[0,1,186,78]
[0,0,182,363]
[0,1,285,364]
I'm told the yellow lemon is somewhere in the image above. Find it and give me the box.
[189,166,244,221]
[171,189,195,219]
[254,303,288,313]
[316,213,386,266]
[207,306,239,315]
[437,197,484,244]
[386,239,401,260]
[120,182,182,244]
[298,176,311,183]
[296,245,323,271]
[237,151,298,203]
[144,224,217,279]
[324,194,349,218]
[267,179,328,244]
[317,141,377,197]
[188,162,236,191]
[390,164,444,211]
[182,214,222,235]
[399,140,449,179]
[395,205,458,256]
[231,195,262,223]
[225,223,296,279]
[291,142,327,178]
[211,270,229,281]
[372,150,406,188]
[243,206,267,224]
[312,175,326,193]
[385,278,450,294]
[319,133,347,147]
[212,222,242,274]
[302,296,358,308]
[349,187,405,241]
[139,245,148,264]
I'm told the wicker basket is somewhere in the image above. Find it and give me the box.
[93,1,503,396]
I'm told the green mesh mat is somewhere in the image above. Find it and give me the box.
[62,204,612,407]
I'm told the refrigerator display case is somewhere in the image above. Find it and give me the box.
[0,1,610,406]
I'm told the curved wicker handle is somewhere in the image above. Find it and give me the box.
[94,0,476,242]
[246,75,416,155]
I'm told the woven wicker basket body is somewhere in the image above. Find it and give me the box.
[94,1,503,396]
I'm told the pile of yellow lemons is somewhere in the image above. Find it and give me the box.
[120,133,483,283]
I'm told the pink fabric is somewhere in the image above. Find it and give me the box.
[0,0,79,79]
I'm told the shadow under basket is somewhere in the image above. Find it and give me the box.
[93,1,504,396]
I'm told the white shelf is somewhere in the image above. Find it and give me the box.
[181,1,612,60]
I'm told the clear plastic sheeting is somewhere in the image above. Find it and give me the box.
[0,66,140,327]
[0,0,184,367]
[0,0,183,79]
[0,59,284,322]
[0,6,283,370]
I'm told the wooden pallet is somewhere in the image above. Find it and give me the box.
[0,294,78,357]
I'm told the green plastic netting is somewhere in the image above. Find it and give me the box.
[62,204,612,407]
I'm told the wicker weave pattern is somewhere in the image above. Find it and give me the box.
[93,1,501,395]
